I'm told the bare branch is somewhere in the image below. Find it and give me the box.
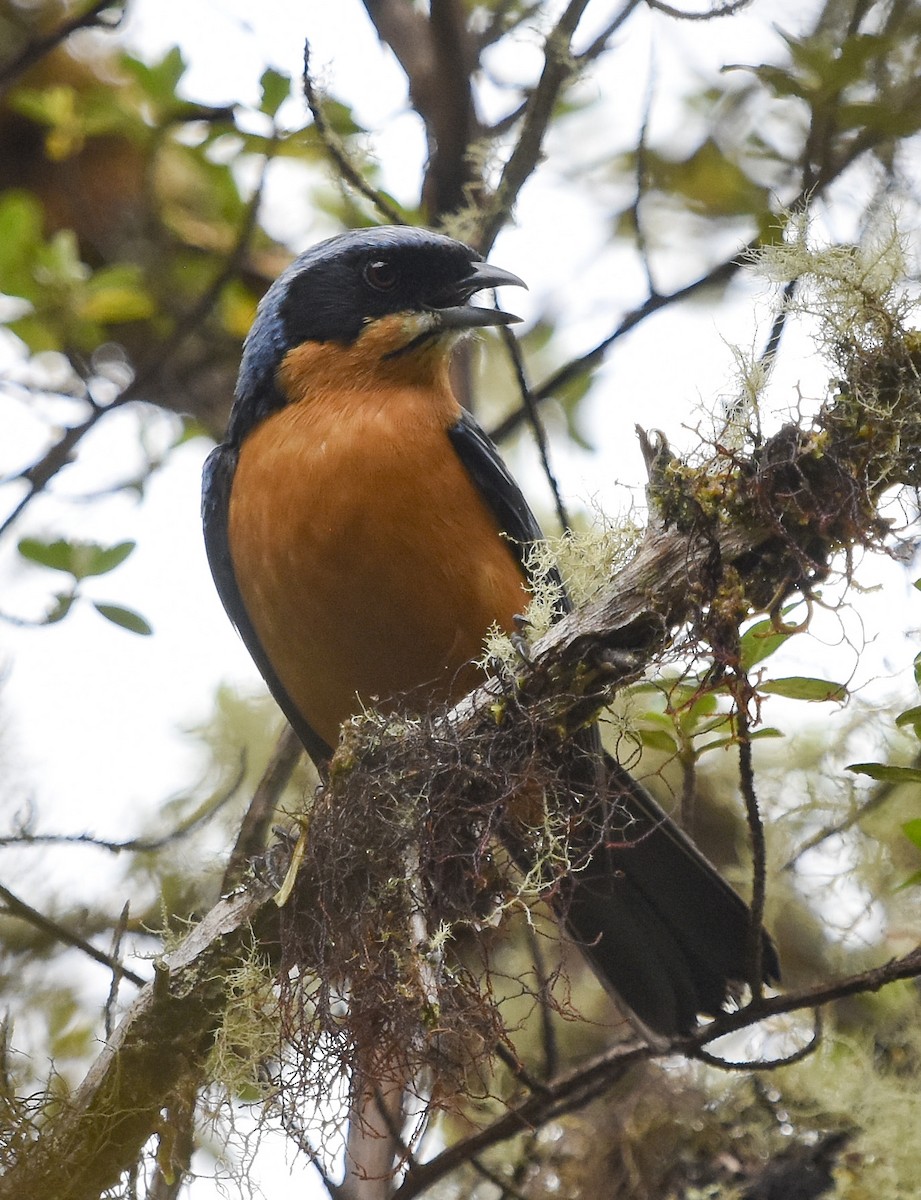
[0,883,145,989]
[0,1,125,93]
[477,0,594,253]
[645,0,755,20]
[301,40,406,226]
[223,724,304,891]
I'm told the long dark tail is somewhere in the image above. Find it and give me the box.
[522,751,780,1037]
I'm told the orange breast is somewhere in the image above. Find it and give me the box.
[227,335,528,748]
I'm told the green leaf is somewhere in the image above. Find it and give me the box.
[847,763,921,783]
[896,868,921,890]
[697,728,784,755]
[739,610,800,670]
[902,818,921,849]
[80,282,155,324]
[759,676,848,702]
[93,602,153,636]
[637,728,678,754]
[895,706,921,735]
[45,591,76,624]
[259,68,290,118]
[18,538,136,580]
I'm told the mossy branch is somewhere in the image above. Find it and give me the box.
[7,295,921,1197]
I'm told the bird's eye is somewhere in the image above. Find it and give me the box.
[363,259,398,291]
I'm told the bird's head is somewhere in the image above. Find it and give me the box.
[228,226,526,444]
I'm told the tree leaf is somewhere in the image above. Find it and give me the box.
[895,705,921,735]
[637,728,678,753]
[93,602,152,636]
[847,763,921,783]
[739,611,799,670]
[902,818,921,849]
[759,676,847,702]
[259,68,290,118]
[18,538,136,580]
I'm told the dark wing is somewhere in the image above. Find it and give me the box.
[446,408,779,1034]
[201,444,334,768]
[446,407,569,607]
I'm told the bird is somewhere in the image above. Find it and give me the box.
[201,224,778,1037]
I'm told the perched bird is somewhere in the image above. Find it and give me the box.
[202,225,778,1036]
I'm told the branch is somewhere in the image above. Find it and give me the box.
[0,881,279,1200]
[302,40,406,226]
[0,883,145,989]
[0,1,124,93]
[9,330,921,1194]
[477,0,593,253]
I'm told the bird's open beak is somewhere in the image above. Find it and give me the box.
[430,260,527,330]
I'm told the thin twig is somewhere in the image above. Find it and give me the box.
[478,0,594,253]
[0,0,124,93]
[576,0,644,65]
[223,725,304,891]
[104,902,131,1039]
[782,748,921,871]
[498,325,571,532]
[0,757,247,855]
[524,924,559,1081]
[735,692,766,1002]
[302,40,406,226]
[0,131,275,538]
[0,882,146,988]
[489,250,742,443]
[693,1007,823,1072]
[646,0,755,19]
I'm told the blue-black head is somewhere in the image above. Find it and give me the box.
[227,226,525,446]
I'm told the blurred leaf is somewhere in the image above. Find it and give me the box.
[760,676,848,702]
[18,538,136,580]
[902,819,921,850]
[93,602,153,636]
[219,278,260,338]
[895,706,921,736]
[121,46,188,108]
[847,763,921,783]
[259,68,290,118]
[45,592,76,624]
[645,138,769,219]
[81,264,156,322]
[637,728,678,754]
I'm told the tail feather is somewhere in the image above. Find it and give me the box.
[525,753,779,1036]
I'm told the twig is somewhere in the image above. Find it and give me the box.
[735,693,766,1001]
[223,725,304,891]
[0,127,276,538]
[0,757,247,856]
[489,249,742,443]
[498,325,571,532]
[576,0,644,65]
[0,0,124,93]
[646,0,755,19]
[525,923,559,1081]
[0,883,145,988]
[302,40,406,226]
[104,903,131,1039]
[782,749,921,871]
[693,1007,823,1071]
[478,0,594,253]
